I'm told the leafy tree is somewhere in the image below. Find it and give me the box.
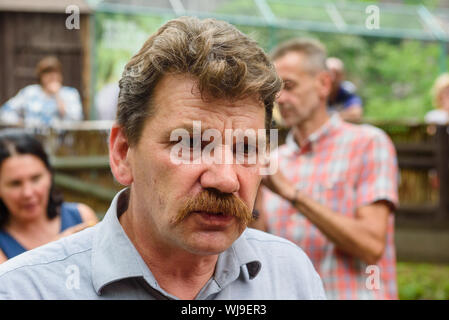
[94,1,448,121]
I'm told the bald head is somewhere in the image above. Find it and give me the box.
[326,57,344,72]
[326,57,345,86]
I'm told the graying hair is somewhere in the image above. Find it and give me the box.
[117,16,282,145]
[271,38,327,74]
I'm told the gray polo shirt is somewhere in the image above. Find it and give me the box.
[0,190,326,300]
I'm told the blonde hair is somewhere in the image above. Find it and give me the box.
[432,73,449,109]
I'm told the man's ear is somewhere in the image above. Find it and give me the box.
[109,124,133,186]
[317,71,333,99]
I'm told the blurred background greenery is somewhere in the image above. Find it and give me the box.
[94,0,449,122]
[214,0,447,122]
[398,262,449,299]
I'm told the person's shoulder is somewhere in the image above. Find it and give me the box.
[244,227,298,246]
[20,84,42,95]
[74,202,98,223]
[60,201,82,218]
[61,201,78,209]
[61,201,91,213]
[360,123,393,145]
[241,228,326,299]
[342,120,391,145]
[0,226,97,299]
[60,86,81,97]
[425,109,449,124]
[0,225,96,281]
[243,228,313,264]
[23,84,40,90]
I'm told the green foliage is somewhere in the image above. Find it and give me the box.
[213,0,447,121]
[215,0,262,16]
[95,12,168,91]
[349,39,441,121]
[347,0,442,8]
[397,262,449,300]
[93,0,449,121]
[232,26,443,121]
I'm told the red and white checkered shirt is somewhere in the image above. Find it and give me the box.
[262,114,399,299]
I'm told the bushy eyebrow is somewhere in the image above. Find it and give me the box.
[282,78,296,87]
[164,124,264,149]
[162,123,219,141]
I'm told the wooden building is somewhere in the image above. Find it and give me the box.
[0,0,93,118]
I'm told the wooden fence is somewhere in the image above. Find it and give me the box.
[375,123,449,228]
[0,7,92,117]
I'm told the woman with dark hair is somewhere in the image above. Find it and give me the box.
[0,130,97,263]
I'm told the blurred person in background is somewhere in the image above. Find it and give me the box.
[95,62,120,121]
[425,73,449,125]
[0,130,97,263]
[326,57,363,122]
[424,73,449,194]
[255,38,399,299]
[95,82,119,121]
[0,56,83,127]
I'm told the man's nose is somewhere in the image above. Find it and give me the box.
[200,147,240,194]
[277,89,288,105]
[21,182,34,198]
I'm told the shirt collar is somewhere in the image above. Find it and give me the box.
[214,229,262,287]
[91,189,262,296]
[91,189,156,295]
[286,112,342,153]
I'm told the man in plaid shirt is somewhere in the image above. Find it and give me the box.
[257,38,399,299]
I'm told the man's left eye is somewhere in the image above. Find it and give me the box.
[235,143,257,155]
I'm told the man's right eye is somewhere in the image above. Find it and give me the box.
[283,80,295,91]
[176,137,205,149]
[8,180,21,188]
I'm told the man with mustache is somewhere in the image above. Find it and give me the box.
[0,17,325,300]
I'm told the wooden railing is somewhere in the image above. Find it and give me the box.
[373,123,449,228]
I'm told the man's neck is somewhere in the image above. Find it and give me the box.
[293,108,330,148]
[145,250,217,300]
[119,205,218,300]
[328,84,339,103]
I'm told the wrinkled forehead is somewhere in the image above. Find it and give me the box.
[274,51,314,76]
[149,74,266,129]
